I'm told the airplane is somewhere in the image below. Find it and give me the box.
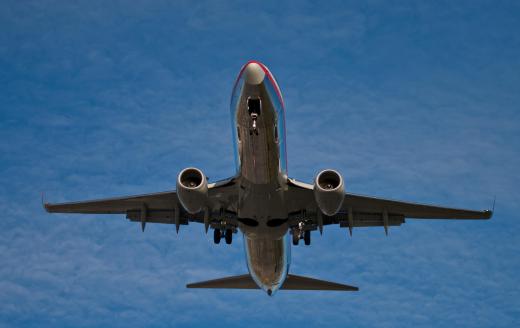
[45,60,493,296]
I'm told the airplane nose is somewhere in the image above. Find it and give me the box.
[243,62,265,85]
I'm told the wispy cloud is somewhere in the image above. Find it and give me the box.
[1,1,519,327]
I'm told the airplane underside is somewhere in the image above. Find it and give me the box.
[44,60,492,296]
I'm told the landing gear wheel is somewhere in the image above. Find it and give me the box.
[304,230,311,245]
[225,229,233,245]
[292,232,300,246]
[213,229,221,244]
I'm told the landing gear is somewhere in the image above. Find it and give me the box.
[213,228,233,245]
[249,117,259,136]
[248,97,261,135]
[225,229,233,245]
[292,232,299,246]
[292,224,311,246]
[304,230,311,245]
[213,229,221,244]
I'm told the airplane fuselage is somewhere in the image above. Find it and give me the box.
[230,61,290,295]
[44,61,492,295]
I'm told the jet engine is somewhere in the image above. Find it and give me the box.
[176,167,208,214]
[313,169,345,216]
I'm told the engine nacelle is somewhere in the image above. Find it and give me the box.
[313,169,345,216]
[176,167,208,214]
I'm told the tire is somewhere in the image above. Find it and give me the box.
[213,229,221,244]
[292,232,299,246]
[225,229,233,245]
[304,230,311,245]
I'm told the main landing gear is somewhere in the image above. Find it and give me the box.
[214,228,233,245]
[292,229,311,246]
[225,229,233,244]
[304,230,311,245]
[213,229,221,244]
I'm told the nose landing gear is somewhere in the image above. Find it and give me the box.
[250,113,259,136]
[248,97,261,136]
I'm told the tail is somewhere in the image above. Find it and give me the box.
[187,274,358,291]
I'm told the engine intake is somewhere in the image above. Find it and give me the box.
[176,167,208,214]
[314,169,345,216]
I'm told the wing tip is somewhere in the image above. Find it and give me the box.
[486,196,496,219]
[43,203,54,213]
[42,200,60,214]
[42,192,51,213]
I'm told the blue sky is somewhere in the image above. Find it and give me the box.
[1,0,519,327]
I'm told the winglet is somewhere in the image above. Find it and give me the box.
[483,196,496,220]
[479,196,496,220]
[42,192,50,213]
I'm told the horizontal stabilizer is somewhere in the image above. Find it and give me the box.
[187,274,257,289]
[186,274,358,291]
[283,274,358,291]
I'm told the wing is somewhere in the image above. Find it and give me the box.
[44,177,239,229]
[286,178,492,233]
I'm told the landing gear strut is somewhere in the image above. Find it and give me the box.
[249,113,259,136]
[248,98,261,135]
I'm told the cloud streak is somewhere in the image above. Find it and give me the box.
[1,1,519,327]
